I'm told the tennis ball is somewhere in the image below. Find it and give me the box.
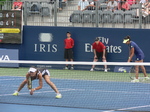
[124,70,126,73]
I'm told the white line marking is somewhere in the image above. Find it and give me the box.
[0,78,24,81]
[91,89,150,95]
[0,88,76,96]
[103,105,150,112]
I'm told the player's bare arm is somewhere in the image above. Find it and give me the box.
[93,49,97,58]
[128,47,134,62]
[26,73,31,90]
[30,73,43,95]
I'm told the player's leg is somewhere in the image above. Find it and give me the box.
[138,59,149,80]
[131,65,140,82]
[135,64,139,79]
[13,79,27,96]
[137,60,147,76]
[43,71,62,98]
[136,55,149,79]
[132,56,144,82]
[69,49,74,69]
[64,49,69,69]
[90,52,99,71]
[102,50,107,72]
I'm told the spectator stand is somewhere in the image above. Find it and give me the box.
[1,0,150,28]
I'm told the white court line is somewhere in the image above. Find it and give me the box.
[0,78,24,81]
[0,88,76,97]
[91,89,150,95]
[103,105,150,112]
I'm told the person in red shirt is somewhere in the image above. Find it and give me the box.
[64,32,74,70]
[118,0,130,11]
[12,0,23,10]
[90,37,108,72]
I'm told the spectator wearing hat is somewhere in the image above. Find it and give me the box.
[64,32,74,70]
[90,37,108,72]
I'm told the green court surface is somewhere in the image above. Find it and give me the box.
[0,67,149,83]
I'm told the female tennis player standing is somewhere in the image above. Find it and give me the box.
[13,67,62,98]
[123,35,149,82]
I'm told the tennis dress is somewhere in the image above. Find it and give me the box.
[29,68,50,80]
[129,41,144,61]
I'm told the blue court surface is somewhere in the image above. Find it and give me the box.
[0,76,150,112]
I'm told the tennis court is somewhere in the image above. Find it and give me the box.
[0,67,150,112]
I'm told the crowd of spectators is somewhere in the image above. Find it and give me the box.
[10,0,150,19]
[77,0,150,17]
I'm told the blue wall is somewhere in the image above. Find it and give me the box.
[0,26,150,70]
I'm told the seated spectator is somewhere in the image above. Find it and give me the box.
[118,0,130,11]
[141,0,150,17]
[12,0,23,10]
[78,0,89,11]
[136,0,150,17]
[127,0,135,6]
[140,0,146,4]
[107,0,118,12]
[59,0,67,11]
[87,0,100,10]
[87,1,96,10]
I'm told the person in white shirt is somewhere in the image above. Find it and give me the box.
[140,0,146,3]
[78,0,89,11]
[107,0,118,12]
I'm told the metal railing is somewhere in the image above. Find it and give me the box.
[0,0,150,29]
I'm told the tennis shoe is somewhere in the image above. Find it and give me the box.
[131,79,139,83]
[104,69,107,72]
[70,66,74,70]
[90,68,94,71]
[55,93,62,99]
[144,77,150,80]
[64,66,68,70]
[13,91,19,96]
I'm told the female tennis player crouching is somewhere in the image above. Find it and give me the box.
[13,67,62,98]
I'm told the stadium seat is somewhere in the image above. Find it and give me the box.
[99,4,107,11]
[40,7,50,17]
[99,0,105,3]
[25,1,32,16]
[70,11,82,23]
[87,10,102,23]
[29,1,41,14]
[90,11,96,23]
[124,10,135,23]
[82,10,92,23]
[113,10,124,23]
[40,2,51,17]
[130,4,139,10]
[101,10,113,23]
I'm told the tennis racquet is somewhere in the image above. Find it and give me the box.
[28,76,32,90]
[129,66,135,80]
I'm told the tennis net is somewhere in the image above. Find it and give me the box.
[0,60,150,111]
